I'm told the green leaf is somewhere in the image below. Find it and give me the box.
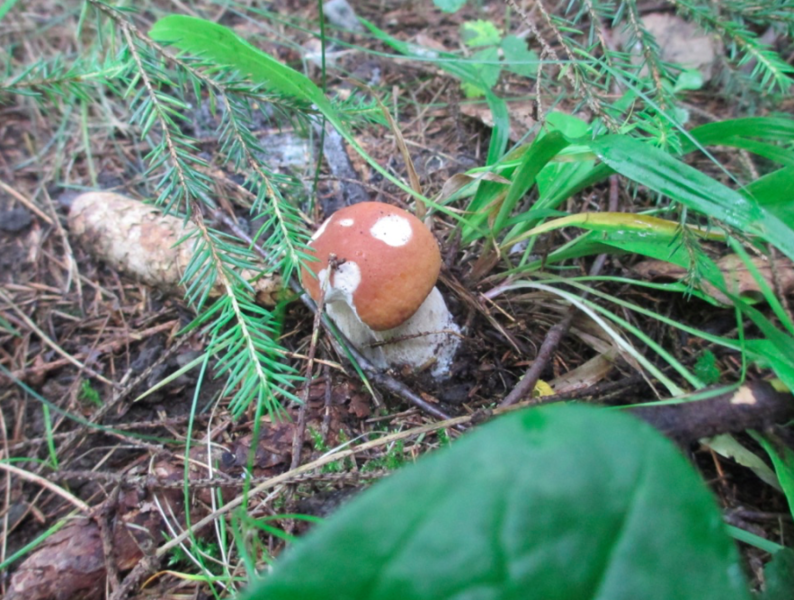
[433,0,466,13]
[150,16,322,109]
[462,132,570,242]
[742,166,794,224]
[687,117,794,150]
[545,111,590,137]
[751,432,794,521]
[241,405,749,600]
[694,350,721,385]
[739,304,794,391]
[493,131,570,234]
[674,69,704,93]
[471,46,501,89]
[589,135,794,264]
[461,20,501,47]
[501,212,722,282]
[500,35,538,78]
[758,549,794,600]
[461,81,486,98]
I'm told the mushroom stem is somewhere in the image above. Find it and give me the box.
[326,287,460,378]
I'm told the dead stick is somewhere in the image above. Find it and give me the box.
[499,175,619,408]
[627,381,794,445]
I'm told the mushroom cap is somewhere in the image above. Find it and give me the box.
[301,202,441,331]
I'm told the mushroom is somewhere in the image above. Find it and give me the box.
[300,202,460,378]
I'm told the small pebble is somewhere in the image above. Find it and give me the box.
[0,208,32,233]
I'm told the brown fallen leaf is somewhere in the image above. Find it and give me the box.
[459,100,537,143]
[633,254,794,304]
[616,13,720,82]
[68,192,282,305]
[7,462,185,600]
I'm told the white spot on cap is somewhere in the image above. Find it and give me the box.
[310,218,330,242]
[370,215,413,247]
[338,218,354,227]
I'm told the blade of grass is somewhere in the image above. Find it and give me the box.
[0,0,20,23]
[750,431,794,521]
[589,135,794,263]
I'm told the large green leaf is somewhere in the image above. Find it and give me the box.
[241,405,749,600]
[589,135,794,263]
[758,549,794,600]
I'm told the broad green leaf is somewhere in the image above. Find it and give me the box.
[433,0,466,13]
[589,135,794,264]
[758,549,794,600]
[241,405,749,600]
[546,111,590,137]
[716,138,794,168]
[461,19,501,47]
[674,69,704,92]
[686,117,794,151]
[500,35,538,78]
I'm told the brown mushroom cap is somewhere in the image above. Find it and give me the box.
[301,202,441,331]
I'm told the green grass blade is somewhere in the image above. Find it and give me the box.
[590,135,794,263]
[686,117,794,150]
[750,432,794,522]
[0,0,20,23]
[492,131,570,234]
[742,166,794,224]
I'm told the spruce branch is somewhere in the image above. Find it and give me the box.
[621,0,671,109]
[671,0,794,94]
[86,0,309,417]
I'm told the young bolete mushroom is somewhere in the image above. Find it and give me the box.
[300,202,460,378]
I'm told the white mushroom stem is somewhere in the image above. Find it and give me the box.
[325,287,461,378]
